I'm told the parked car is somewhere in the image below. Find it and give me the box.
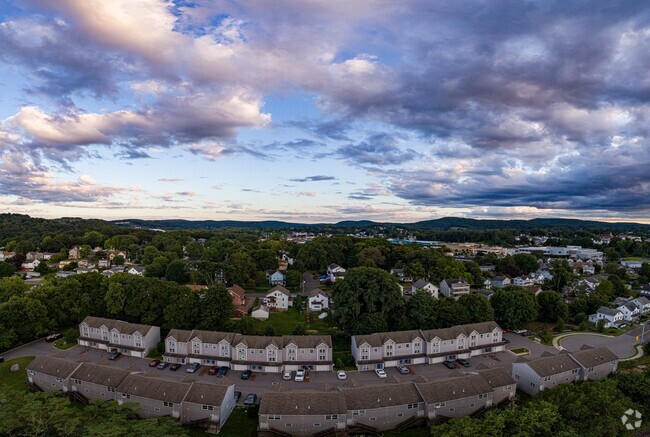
[169,363,181,371]
[442,360,456,369]
[337,370,347,380]
[234,391,242,403]
[243,394,257,405]
[217,366,229,377]
[45,333,63,342]
[149,360,161,367]
[504,339,511,344]
[107,351,121,361]
[208,366,218,375]
[241,370,252,380]
[156,362,169,370]
[397,366,410,374]
[186,362,201,373]
[457,359,471,367]
[282,371,292,380]
[375,368,387,378]
[295,369,305,382]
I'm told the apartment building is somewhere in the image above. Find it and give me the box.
[163,329,333,372]
[351,321,505,371]
[78,316,161,358]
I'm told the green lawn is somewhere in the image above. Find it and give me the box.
[622,257,650,262]
[53,338,77,350]
[218,407,258,437]
[53,326,80,350]
[251,306,339,336]
[511,348,530,355]
[0,356,35,391]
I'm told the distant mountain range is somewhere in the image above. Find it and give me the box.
[112,217,650,232]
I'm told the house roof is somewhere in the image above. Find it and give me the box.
[422,321,501,342]
[416,375,493,404]
[267,285,290,296]
[70,362,130,388]
[252,304,270,313]
[413,279,433,289]
[442,278,470,287]
[117,375,190,403]
[328,263,342,270]
[307,288,331,298]
[227,285,246,298]
[355,330,424,347]
[492,276,509,281]
[476,368,516,389]
[80,316,156,336]
[623,302,639,312]
[166,329,194,343]
[521,353,581,377]
[26,356,81,378]
[260,391,346,415]
[570,347,618,369]
[183,382,231,406]
[191,330,239,345]
[635,296,650,305]
[283,335,332,348]
[597,306,622,317]
[235,335,283,349]
[343,382,422,410]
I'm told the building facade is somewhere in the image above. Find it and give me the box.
[78,316,161,358]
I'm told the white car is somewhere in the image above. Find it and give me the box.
[282,371,292,381]
[295,369,305,382]
[375,368,387,378]
[337,370,347,380]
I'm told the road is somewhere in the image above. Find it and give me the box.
[2,328,645,403]
[558,322,649,358]
[302,271,322,296]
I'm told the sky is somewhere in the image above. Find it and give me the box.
[0,1,649,224]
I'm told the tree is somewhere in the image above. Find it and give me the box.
[285,270,302,288]
[356,246,386,268]
[333,267,405,334]
[198,285,234,331]
[512,254,539,275]
[0,275,26,303]
[458,294,494,323]
[536,291,568,323]
[184,241,203,260]
[165,260,189,283]
[83,231,106,248]
[407,291,438,329]
[293,323,306,335]
[491,288,538,329]
[263,325,276,336]
[112,255,125,266]
[163,292,200,330]
[0,262,16,278]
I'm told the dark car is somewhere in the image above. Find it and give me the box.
[234,391,242,403]
[149,360,161,367]
[169,363,182,371]
[157,362,169,370]
[243,394,257,405]
[217,366,229,377]
[442,360,457,369]
[457,359,471,367]
[208,366,218,375]
[107,351,122,361]
[504,339,511,344]
[45,333,63,342]
[241,370,252,380]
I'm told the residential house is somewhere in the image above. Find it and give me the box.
[513,276,534,287]
[412,280,439,299]
[265,285,292,311]
[477,367,518,405]
[417,374,500,420]
[77,259,93,268]
[0,251,15,261]
[351,321,505,371]
[180,381,236,432]
[638,284,650,297]
[472,289,494,300]
[617,302,640,321]
[127,266,145,276]
[439,278,470,299]
[630,296,650,315]
[26,356,81,392]
[536,268,554,281]
[582,265,596,275]
[251,305,270,320]
[259,391,347,436]
[267,269,287,286]
[588,306,624,328]
[327,264,347,282]
[98,259,110,268]
[490,276,511,288]
[68,246,82,259]
[58,260,74,269]
[56,271,78,278]
[163,329,194,365]
[21,259,40,271]
[107,250,128,262]
[227,285,248,317]
[281,335,333,372]
[78,316,161,358]
[69,362,130,401]
[512,347,618,395]
[117,374,186,419]
[390,268,413,283]
[479,265,496,272]
[307,288,331,312]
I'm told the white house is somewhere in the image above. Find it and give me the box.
[582,265,596,275]
[617,302,640,321]
[251,305,270,320]
[412,279,439,299]
[327,264,347,282]
[265,285,292,311]
[307,288,331,312]
[588,306,624,328]
[630,296,650,315]
[439,278,470,299]
[127,266,145,276]
[536,268,554,281]
[21,259,40,271]
[390,268,413,283]
[491,276,511,288]
[513,276,534,287]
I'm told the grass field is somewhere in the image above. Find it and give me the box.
[0,356,35,390]
[218,407,258,437]
[251,306,339,336]
[511,348,530,355]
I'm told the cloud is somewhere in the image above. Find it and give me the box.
[289,175,336,182]
[336,133,420,166]
[158,177,183,182]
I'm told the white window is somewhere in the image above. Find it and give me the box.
[325,414,338,420]
[122,394,131,399]
[352,410,365,416]
[478,393,488,399]
[163,401,174,407]
[202,405,214,411]
[407,403,418,409]
[269,415,281,420]
[434,402,446,408]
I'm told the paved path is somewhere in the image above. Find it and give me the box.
[554,322,649,359]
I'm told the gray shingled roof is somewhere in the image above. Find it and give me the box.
[307,288,331,298]
[442,278,469,287]
[355,330,425,347]
[422,321,501,342]
[476,368,516,389]
[413,279,432,289]
[342,383,422,410]
[570,347,618,369]
[191,330,239,345]
[117,375,190,403]
[235,335,283,349]
[183,382,231,406]
[26,356,81,378]
[70,362,130,387]
[267,285,290,296]
[80,316,154,336]
[416,375,493,404]
[260,391,346,415]
[166,329,194,343]
[523,354,581,377]
[597,306,622,317]
[283,335,332,348]
[636,296,650,305]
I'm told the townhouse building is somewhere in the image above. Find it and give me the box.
[77,316,161,358]
[511,347,618,395]
[163,329,333,372]
[26,356,81,392]
[351,321,505,371]
[439,278,470,299]
[69,362,130,401]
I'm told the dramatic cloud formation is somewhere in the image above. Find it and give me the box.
[0,0,649,221]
